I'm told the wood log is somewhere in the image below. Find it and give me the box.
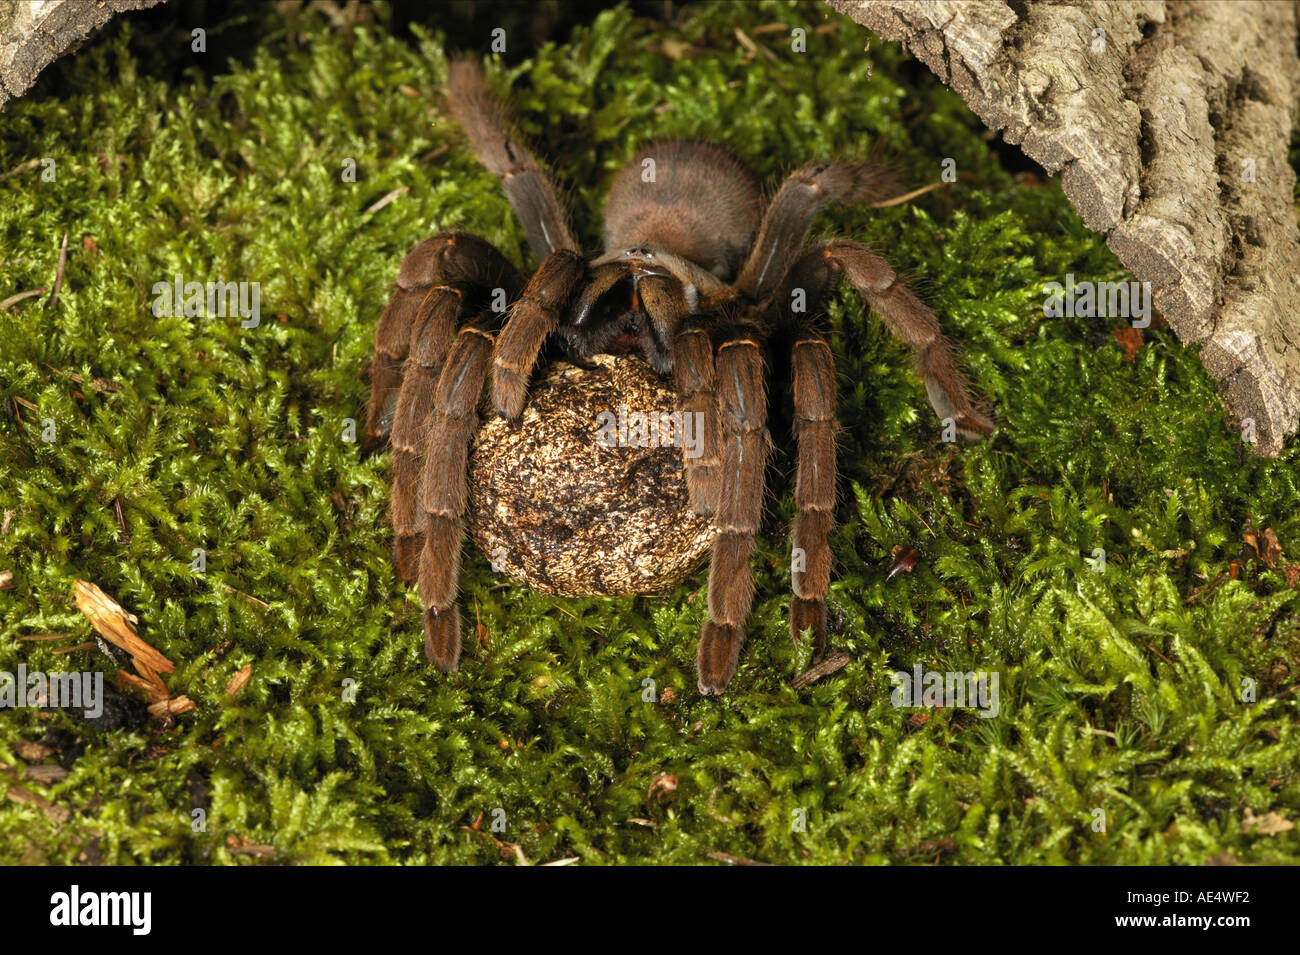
[829,0,1300,455]
[0,0,166,112]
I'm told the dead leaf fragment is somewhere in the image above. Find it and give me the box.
[646,773,678,810]
[1243,528,1282,568]
[887,545,920,581]
[1241,807,1294,836]
[660,38,693,59]
[1112,326,1143,361]
[496,841,528,865]
[225,834,276,858]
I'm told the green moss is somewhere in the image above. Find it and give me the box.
[0,0,1297,865]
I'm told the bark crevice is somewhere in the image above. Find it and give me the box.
[830,0,1300,455]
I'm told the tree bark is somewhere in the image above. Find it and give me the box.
[0,0,166,112]
[829,0,1300,456]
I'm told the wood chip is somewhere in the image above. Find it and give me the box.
[218,581,270,610]
[0,157,41,181]
[74,579,194,722]
[224,663,252,698]
[706,850,772,866]
[1,766,71,826]
[871,181,945,208]
[792,649,852,690]
[0,287,47,311]
[15,740,54,761]
[363,186,409,216]
[147,696,195,719]
[131,659,171,702]
[1241,807,1294,836]
[73,579,173,673]
[26,765,69,784]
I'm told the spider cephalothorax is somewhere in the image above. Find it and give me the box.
[367,58,993,695]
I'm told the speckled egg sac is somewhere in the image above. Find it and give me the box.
[466,354,716,597]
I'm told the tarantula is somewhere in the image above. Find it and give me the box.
[367,59,993,695]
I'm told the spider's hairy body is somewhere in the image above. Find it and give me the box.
[368,59,994,695]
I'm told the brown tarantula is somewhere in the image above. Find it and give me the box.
[367,59,993,696]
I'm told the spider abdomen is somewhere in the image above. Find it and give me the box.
[603,140,761,281]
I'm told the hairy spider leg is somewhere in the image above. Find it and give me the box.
[792,240,994,438]
[446,58,578,261]
[372,232,523,582]
[416,305,504,671]
[696,319,771,695]
[736,160,896,301]
[490,250,585,421]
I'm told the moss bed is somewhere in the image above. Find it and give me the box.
[0,0,1298,865]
